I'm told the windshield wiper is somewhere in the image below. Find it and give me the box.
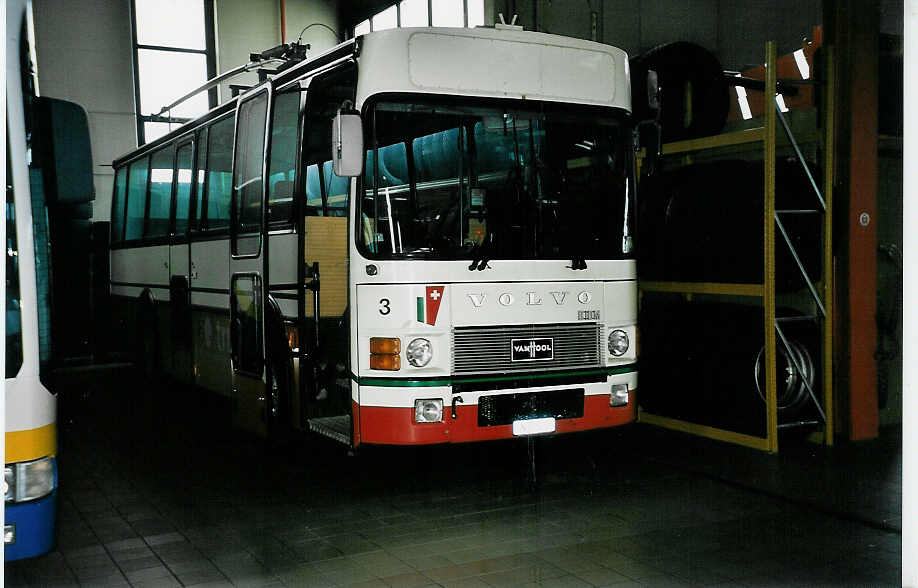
[468,233,493,271]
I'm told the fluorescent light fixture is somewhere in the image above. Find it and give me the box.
[793,49,810,79]
[735,83,752,120]
[776,94,790,113]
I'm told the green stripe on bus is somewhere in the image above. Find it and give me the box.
[416,297,424,322]
[354,365,637,387]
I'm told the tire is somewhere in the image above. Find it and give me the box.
[134,293,160,429]
[264,297,293,444]
[135,293,160,382]
[630,41,730,142]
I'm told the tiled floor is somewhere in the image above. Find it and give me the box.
[6,368,901,587]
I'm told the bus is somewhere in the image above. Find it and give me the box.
[5,0,57,561]
[109,26,639,448]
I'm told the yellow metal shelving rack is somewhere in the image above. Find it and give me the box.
[637,42,835,452]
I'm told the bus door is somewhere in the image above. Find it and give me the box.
[168,138,195,383]
[229,85,272,435]
[299,65,357,446]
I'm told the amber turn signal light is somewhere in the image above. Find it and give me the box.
[370,337,400,355]
[370,354,401,370]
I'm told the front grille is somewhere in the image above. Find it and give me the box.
[452,323,602,375]
[478,388,585,426]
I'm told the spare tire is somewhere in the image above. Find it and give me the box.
[630,41,730,142]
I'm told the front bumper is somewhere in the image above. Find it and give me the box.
[355,369,637,445]
[5,490,57,561]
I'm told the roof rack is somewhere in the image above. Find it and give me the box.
[153,41,311,118]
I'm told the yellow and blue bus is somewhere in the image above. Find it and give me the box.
[5,0,95,561]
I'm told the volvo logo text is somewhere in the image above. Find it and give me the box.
[467,291,593,308]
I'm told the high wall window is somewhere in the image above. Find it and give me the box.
[132,0,216,145]
[354,0,485,35]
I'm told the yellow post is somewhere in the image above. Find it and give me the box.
[823,48,836,446]
[764,42,779,453]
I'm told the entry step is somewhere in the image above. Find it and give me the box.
[308,415,351,445]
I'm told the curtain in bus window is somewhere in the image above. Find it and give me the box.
[267,91,299,225]
[205,116,234,231]
[415,127,470,252]
[322,161,350,216]
[174,142,194,235]
[147,146,173,239]
[125,156,150,241]
[191,128,207,231]
[233,94,268,246]
[304,163,322,215]
[111,166,127,243]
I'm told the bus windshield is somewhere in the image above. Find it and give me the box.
[359,99,635,262]
[356,101,634,259]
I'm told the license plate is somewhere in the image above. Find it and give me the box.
[512,417,556,436]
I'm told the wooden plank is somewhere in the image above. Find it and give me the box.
[638,410,772,452]
[639,281,764,297]
[764,41,779,453]
[662,128,765,155]
[304,216,348,317]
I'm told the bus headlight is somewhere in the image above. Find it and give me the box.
[608,329,629,357]
[415,399,443,423]
[611,384,630,407]
[406,338,433,367]
[12,457,55,502]
[4,467,14,502]
[4,457,55,503]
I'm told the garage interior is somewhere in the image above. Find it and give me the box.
[5,0,905,586]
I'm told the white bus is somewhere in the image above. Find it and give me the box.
[109,26,639,447]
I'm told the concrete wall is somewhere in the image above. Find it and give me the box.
[215,0,339,102]
[32,0,137,221]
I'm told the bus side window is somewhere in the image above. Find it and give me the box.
[230,274,263,376]
[147,145,173,239]
[205,115,234,231]
[302,65,356,217]
[124,156,150,241]
[111,166,127,244]
[191,127,207,232]
[267,90,300,226]
[233,93,269,248]
[6,161,23,375]
[173,141,194,236]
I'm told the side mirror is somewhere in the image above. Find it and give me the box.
[332,106,364,177]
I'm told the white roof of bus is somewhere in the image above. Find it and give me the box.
[355,27,631,112]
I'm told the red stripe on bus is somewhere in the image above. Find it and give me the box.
[357,393,637,445]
